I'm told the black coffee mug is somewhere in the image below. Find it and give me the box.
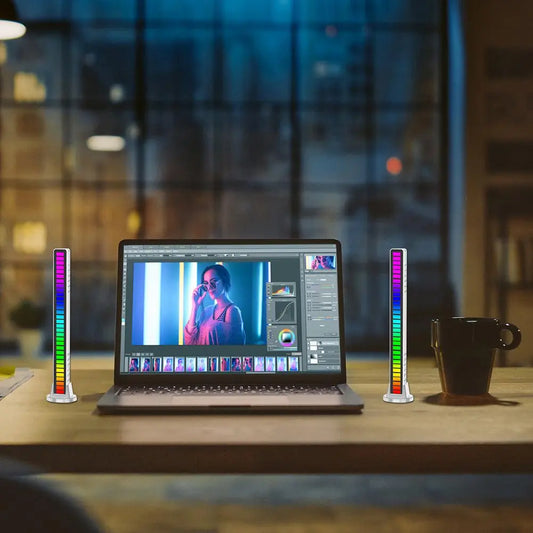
[431,317,521,395]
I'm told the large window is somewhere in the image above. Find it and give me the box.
[0,0,447,353]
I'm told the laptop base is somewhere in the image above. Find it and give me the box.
[97,383,364,414]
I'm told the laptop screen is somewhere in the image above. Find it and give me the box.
[116,240,345,381]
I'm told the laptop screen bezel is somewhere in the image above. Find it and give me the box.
[114,239,347,386]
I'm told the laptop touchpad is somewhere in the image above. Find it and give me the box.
[169,395,290,406]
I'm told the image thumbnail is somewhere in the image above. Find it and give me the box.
[175,357,185,372]
[129,357,139,372]
[198,357,207,372]
[265,357,275,372]
[186,357,196,372]
[141,357,151,372]
[306,255,336,270]
[289,357,299,371]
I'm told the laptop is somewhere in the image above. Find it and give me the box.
[97,239,364,414]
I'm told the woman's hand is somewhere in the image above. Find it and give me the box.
[192,284,208,306]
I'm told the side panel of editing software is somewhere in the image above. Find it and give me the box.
[303,259,341,371]
[119,244,342,375]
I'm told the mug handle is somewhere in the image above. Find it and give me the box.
[497,323,522,350]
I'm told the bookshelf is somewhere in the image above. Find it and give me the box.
[487,188,533,366]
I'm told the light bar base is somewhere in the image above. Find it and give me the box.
[383,382,414,403]
[46,382,77,403]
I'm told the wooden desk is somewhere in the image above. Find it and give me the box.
[1,359,533,474]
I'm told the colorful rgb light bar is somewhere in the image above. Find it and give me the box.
[54,249,67,394]
[390,249,403,394]
[383,248,413,404]
[47,248,76,403]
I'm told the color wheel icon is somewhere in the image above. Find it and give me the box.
[278,328,295,347]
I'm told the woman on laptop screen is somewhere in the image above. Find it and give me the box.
[185,264,246,345]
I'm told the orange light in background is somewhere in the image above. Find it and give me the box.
[386,156,402,176]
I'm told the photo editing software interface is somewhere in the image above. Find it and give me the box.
[119,243,341,375]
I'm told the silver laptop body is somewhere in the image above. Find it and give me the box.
[97,239,364,414]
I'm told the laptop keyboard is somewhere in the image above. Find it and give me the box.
[119,384,341,395]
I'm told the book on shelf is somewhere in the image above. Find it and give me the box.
[494,236,533,286]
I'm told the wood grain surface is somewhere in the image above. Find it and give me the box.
[1,358,533,473]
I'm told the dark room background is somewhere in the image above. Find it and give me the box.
[0,0,448,354]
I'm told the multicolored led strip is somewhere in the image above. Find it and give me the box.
[384,248,413,404]
[54,249,68,394]
[390,249,404,394]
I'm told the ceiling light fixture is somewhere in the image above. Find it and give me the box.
[0,1,26,40]
[86,134,125,152]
